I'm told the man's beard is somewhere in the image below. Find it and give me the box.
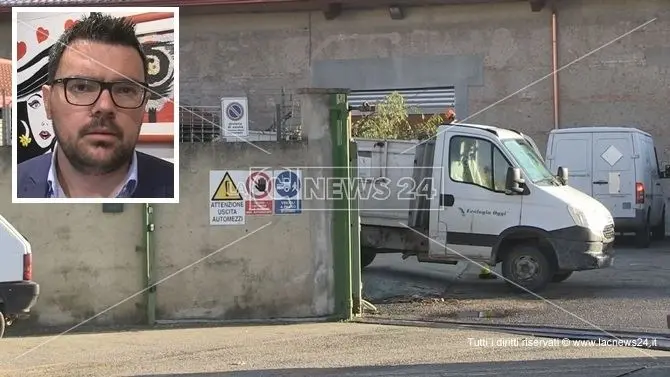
[53,118,136,176]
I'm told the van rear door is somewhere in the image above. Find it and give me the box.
[592,133,635,218]
[549,133,593,196]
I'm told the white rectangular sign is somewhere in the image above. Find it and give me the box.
[209,170,248,225]
[221,97,249,137]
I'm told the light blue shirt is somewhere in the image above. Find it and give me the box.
[46,145,138,198]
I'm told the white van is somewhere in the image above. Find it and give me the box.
[545,127,665,248]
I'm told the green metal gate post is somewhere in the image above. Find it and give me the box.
[330,92,353,320]
[350,140,362,316]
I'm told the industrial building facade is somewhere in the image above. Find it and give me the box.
[0,0,669,157]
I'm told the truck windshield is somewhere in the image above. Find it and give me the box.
[502,138,556,185]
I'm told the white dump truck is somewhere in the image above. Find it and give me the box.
[0,214,39,338]
[356,122,616,292]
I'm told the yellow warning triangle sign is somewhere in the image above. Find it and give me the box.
[212,172,243,201]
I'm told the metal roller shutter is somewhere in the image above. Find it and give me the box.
[348,87,455,113]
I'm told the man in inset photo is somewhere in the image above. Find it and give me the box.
[16,12,174,199]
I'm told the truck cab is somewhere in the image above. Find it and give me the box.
[358,122,616,292]
[0,214,39,338]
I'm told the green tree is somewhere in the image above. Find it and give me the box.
[351,91,451,140]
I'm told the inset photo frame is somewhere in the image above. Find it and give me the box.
[12,7,180,203]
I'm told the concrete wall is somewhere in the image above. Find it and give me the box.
[555,0,670,160]
[176,0,670,159]
[0,91,337,327]
[154,142,332,321]
[2,1,667,156]
[0,150,146,325]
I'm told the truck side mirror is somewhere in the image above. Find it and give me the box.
[505,167,525,194]
[557,166,568,185]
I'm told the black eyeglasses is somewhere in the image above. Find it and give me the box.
[51,77,149,109]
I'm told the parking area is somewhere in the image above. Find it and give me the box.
[362,237,670,333]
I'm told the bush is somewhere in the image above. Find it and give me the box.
[351,91,454,140]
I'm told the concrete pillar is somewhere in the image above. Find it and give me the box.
[298,88,349,317]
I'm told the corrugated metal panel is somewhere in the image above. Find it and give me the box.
[348,87,455,111]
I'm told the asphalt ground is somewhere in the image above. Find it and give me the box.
[362,236,670,334]
[0,322,668,377]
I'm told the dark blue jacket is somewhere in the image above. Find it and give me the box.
[16,151,175,199]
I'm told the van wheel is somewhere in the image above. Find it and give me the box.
[651,209,665,241]
[501,244,554,293]
[551,271,573,283]
[635,219,651,248]
[0,310,5,339]
[361,248,377,269]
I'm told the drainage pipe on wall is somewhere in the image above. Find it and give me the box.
[551,9,559,129]
[144,203,156,325]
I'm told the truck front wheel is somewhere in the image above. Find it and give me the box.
[501,244,554,293]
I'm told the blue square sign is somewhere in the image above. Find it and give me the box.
[273,169,302,215]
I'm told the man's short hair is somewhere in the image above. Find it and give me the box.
[47,12,148,84]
